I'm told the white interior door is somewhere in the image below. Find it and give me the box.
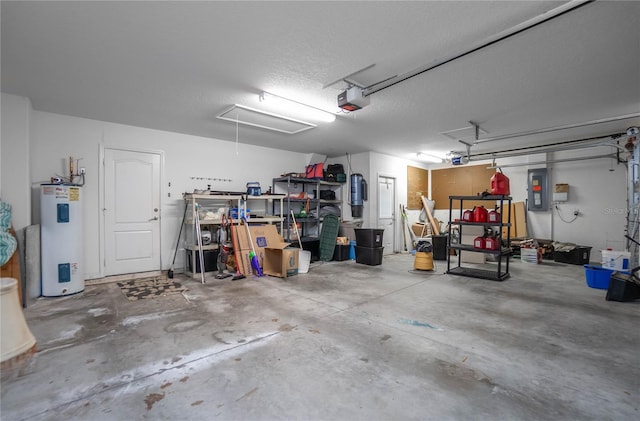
[104,148,161,275]
[378,175,396,254]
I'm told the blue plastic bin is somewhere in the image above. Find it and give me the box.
[583,265,623,290]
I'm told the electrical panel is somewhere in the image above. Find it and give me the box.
[528,169,548,211]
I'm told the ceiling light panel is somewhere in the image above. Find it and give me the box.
[217,105,316,135]
[259,92,336,123]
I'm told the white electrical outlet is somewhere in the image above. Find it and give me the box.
[553,192,568,202]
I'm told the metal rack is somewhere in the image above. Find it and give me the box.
[272,176,343,242]
[446,195,512,281]
[183,194,240,279]
[182,193,285,279]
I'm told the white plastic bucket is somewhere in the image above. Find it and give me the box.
[601,250,630,270]
[298,250,311,274]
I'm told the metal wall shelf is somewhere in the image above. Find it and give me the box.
[272,176,343,242]
[446,195,512,281]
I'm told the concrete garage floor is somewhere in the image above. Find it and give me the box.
[2,254,639,420]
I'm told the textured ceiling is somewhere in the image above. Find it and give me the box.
[2,1,639,161]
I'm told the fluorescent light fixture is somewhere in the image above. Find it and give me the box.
[217,104,316,134]
[259,91,336,123]
[416,152,443,163]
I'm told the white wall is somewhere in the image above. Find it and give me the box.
[1,94,32,231]
[4,92,628,276]
[328,152,429,252]
[428,148,627,263]
[549,147,627,261]
[29,110,310,279]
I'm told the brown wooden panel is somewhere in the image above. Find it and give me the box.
[432,165,497,210]
[407,166,428,210]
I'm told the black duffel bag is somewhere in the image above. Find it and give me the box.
[325,164,345,182]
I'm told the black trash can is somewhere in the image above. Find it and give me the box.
[354,229,384,248]
[432,235,448,261]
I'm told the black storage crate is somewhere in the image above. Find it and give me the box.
[291,237,320,262]
[606,272,640,302]
[355,229,384,248]
[188,250,218,273]
[553,246,592,265]
[332,244,350,261]
[432,235,448,261]
[355,246,384,266]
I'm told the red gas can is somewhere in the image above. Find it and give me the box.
[488,208,501,223]
[462,209,474,222]
[474,206,488,223]
[473,236,486,249]
[484,236,501,250]
[490,169,510,195]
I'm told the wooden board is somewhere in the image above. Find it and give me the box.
[501,201,527,238]
[432,165,497,210]
[407,166,428,210]
[421,195,440,235]
[514,202,527,238]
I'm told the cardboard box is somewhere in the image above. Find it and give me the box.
[264,243,299,278]
[412,223,428,237]
[555,183,569,193]
[232,224,283,275]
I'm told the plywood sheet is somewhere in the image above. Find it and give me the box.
[432,165,496,210]
[501,201,526,238]
[407,166,428,210]
[514,202,527,238]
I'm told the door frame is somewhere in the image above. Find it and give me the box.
[376,172,397,253]
[99,145,165,278]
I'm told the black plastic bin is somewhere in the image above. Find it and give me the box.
[188,250,218,273]
[355,229,384,248]
[606,271,640,302]
[553,246,592,265]
[291,237,320,262]
[333,244,350,261]
[355,246,384,266]
[432,235,448,261]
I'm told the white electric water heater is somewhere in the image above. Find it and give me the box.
[41,184,84,296]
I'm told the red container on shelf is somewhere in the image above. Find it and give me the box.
[490,169,510,195]
[462,209,474,222]
[484,236,501,250]
[488,209,501,223]
[473,236,486,249]
[474,206,488,223]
